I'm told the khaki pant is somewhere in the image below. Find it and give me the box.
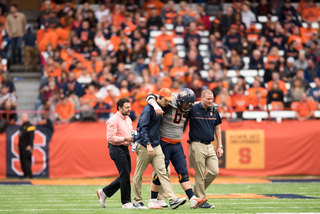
[189,142,219,198]
[150,166,171,200]
[133,144,177,203]
[24,46,36,70]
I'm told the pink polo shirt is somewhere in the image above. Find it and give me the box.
[106,111,133,146]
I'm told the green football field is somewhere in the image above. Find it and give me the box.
[0,182,319,213]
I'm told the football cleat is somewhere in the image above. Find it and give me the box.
[169,198,187,209]
[96,189,107,208]
[133,202,148,209]
[189,196,208,209]
[199,202,215,209]
[157,199,168,208]
[122,202,133,209]
[148,199,163,209]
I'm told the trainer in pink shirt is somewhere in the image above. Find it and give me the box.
[106,111,133,145]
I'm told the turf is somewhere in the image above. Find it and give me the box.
[0,183,319,213]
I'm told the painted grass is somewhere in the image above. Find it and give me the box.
[0,183,319,213]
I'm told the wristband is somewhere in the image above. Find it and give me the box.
[218,145,223,149]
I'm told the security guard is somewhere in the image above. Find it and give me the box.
[19,113,35,178]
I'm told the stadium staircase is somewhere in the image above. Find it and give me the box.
[9,10,41,115]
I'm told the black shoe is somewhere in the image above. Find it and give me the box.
[199,202,215,208]
[169,198,187,209]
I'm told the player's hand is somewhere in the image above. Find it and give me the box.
[152,102,164,116]
[122,141,130,146]
[147,144,154,158]
[216,147,223,158]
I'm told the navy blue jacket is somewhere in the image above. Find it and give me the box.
[188,102,222,142]
[225,33,241,49]
[22,27,36,47]
[135,103,162,148]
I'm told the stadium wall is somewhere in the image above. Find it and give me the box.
[1,120,320,178]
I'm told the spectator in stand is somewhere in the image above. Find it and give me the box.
[294,51,308,71]
[305,59,320,82]
[39,0,53,26]
[285,40,299,60]
[297,0,316,15]
[248,79,267,107]
[23,25,36,72]
[241,2,256,29]
[278,0,299,22]
[308,77,320,103]
[1,73,16,95]
[57,0,75,18]
[256,0,273,16]
[300,21,316,44]
[126,0,139,13]
[221,6,234,34]
[301,0,320,22]
[295,92,315,120]
[178,1,195,17]
[77,67,92,85]
[231,86,248,118]
[37,98,55,123]
[184,21,200,50]
[290,79,305,102]
[215,87,233,117]
[185,50,202,73]
[82,84,97,109]
[283,57,297,82]
[229,48,243,70]
[154,26,174,52]
[77,2,93,20]
[147,7,163,30]
[249,49,265,70]
[161,0,177,24]
[210,45,229,69]
[182,7,195,27]
[60,10,74,31]
[6,3,26,65]
[267,81,284,105]
[304,44,317,62]
[94,94,111,122]
[63,72,85,98]
[295,69,310,91]
[0,2,7,16]
[288,26,303,51]
[95,4,110,23]
[162,41,176,72]
[55,93,75,123]
[269,24,287,51]
[205,0,223,17]
[131,54,147,75]
[225,24,242,50]
[77,20,95,44]
[173,15,186,38]
[0,84,17,123]
[143,0,164,16]
[267,72,288,95]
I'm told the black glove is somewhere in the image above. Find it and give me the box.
[210,102,219,112]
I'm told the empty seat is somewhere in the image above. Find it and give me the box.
[242,111,269,120]
[165,23,174,30]
[209,16,215,21]
[240,69,258,77]
[200,70,208,78]
[243,56,250,64]
[279,50,284,56]
[201,38,209,44]
[2,58,7,65]
[203,57,210,64]
[173,37,183,45]
[149,38,155,45]
[255,23,262,30]
[198,31,210,37]
[176,45,185,51]
[258,69,265,76]
[245,76,255,85]
[285,83,291,90]
[314,110,320,118]
[200,51,207,57]
[178,51,186,58]
[310,82,316,88]
[124,64,132,69]
[204,64,210,70]
[270,110,296,119]
[227,70,237,77]
[150,31,173,38]
[199,44,208,51]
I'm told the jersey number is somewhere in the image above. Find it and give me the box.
[173,109,187,124]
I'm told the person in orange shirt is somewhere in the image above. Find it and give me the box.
[301,0,320,22]
[169,58,189,81]
[248,79,267,105]
[232,86,248,118]
[41,0,57,12]
[297,0,316,14]
[60,10,74,31]
[86,51,104,74]
[215,87,233,117]
[161,41,176,72]
[143,0,164,16]
[82,84,97,108]
[154,26,175,51]
[112,5,126,28]
[267,72,288,95]
[55,93,75,123]
[252,90,267,110]
[178,1,195,17]
[148,54,161,76]
[161,0,177,24]
[295,92,315,120]
[287,26,303,51]
[265,46,280,69]
[121,12,136,37]
[63,47,86,69]
[300,20,317,44]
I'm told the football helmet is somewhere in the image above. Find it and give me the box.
[177,88,196,112]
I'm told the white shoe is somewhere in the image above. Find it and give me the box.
[122,202,133,209]
[189,196,208,209]
[96,189,106,208]
[133,202,148,209]
[148,199,163,209]
[157,199,168,208]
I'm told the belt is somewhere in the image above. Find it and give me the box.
[189,140,212,145]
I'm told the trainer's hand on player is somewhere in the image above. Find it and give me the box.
[147,144,154,158]
[216,147,223,158]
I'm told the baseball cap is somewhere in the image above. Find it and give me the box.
[91,51,98,56]
[158,88,174,101]
[230,24,237,29]
[287,57,295,63]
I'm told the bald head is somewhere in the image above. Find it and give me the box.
[21,113,29,123]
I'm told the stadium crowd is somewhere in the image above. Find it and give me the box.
[0,0,320,124]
